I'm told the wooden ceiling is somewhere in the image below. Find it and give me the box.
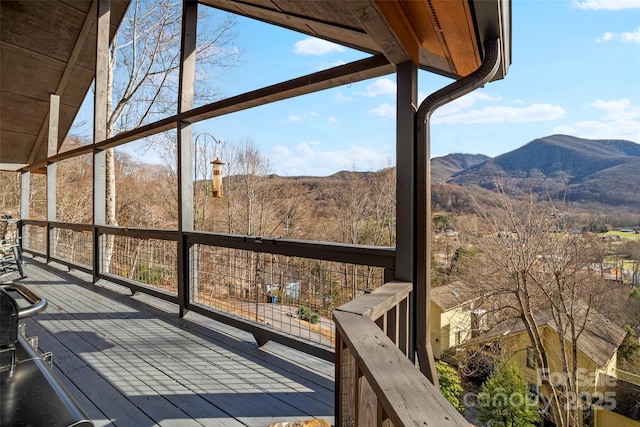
[201,0,510,78]
[0,0,129,170]
[0,0,510,170]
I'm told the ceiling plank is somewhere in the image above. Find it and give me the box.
[27,0,97,163]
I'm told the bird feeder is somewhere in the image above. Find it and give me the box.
[211,157,224,197]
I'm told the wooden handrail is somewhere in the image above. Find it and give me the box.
[333,281,467,426]
[17,219,396,362]
[23,221,395,268]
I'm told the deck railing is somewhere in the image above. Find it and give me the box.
[18,219,394,361]
[333,281,467,426]
[19,219,467,425]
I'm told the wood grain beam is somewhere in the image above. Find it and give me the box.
[27,0,97,163]
[24,54,393,171]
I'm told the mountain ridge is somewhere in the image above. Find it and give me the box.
[444,134,640,208]
[261,134,639,210]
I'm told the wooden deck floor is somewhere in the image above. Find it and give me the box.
[2,256,334,427]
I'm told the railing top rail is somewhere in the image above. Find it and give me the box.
[334,309,467,426]
[96,225,180,240]
[186,231,395,268]
[20,219,93,233]
[20,219,47,227]
[19,221,396,268]
[335,280,411,321]
[49,222,93,232]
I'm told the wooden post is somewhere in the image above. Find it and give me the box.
[20,171,30,248]
[395,61,417,363]
[20,172,30,220]
[47,94,60,262]
[93,0,110,282]
[358,372,377,424]
[177,0,197,317]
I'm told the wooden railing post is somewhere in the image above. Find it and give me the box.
[334,281,467,426]
[336,333,357,426]
[177,235,190,317]
[93,227,101,283]
[46,222,52,264]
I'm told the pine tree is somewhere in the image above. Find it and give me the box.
[477,360,539,427]
[436,360,465,414]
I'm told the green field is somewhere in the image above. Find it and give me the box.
[602,230,640,241]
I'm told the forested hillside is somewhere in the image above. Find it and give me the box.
[2,134,639,246]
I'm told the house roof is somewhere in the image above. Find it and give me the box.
[472,307,627,368]
[1,0,511,171]
[431,280,483,311]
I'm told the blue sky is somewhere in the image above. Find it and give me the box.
[76,0,640,176]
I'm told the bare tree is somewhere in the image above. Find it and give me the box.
[56,139,93,224]
[329,171,370,245]
[457,186,619,427]
[268,180,315,239]
[99,0,240,269]
[108,0,240,135]
[223,138,273,236]
[0,172,22,217]
[367,166,396,247]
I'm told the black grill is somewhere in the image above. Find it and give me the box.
[0,286,18,374]
[0,284,94,427]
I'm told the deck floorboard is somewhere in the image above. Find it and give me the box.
[3,257,334,427]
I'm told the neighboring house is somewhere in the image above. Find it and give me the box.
[430,280,486,359]
[475,309,625,383]
[465,308,640,426]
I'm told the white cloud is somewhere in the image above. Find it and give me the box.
[620,27,640,43]
[435,92,501,115]
[587,98,640,120]
[335,92,353,102]
[270,142,390,176]
[115,143,164,165]
[596,27,640,44]
[596,32,614,43]
[553,120,640,141]
[328,116,339,123]
[433,103,566,124]
[362,78,396,97]
[572,0,640,10]
[273,145,292,157]
[553,98,640,141]
[293,38,345,55]
[282,112,321,123]
[367,103,395,118]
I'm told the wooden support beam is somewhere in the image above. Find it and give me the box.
[47,94,60,261]
[46,94,59,223]
[20,171,30,220]
[23,54,393,172]
[93,0,110,282]
[395,61,417,362]
[177,0,198,317]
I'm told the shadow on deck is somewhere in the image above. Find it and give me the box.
[2,255,334,427]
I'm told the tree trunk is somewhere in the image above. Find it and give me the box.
[103,42,116,273]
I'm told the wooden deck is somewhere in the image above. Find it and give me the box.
[2,256,334,427]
